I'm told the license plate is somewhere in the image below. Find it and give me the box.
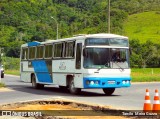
[108,81,115,84]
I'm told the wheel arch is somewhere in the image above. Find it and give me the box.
[31,73,35,83]
[66,74,74,87]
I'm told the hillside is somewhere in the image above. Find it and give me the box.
[0,0,160,61]
[124,11,160,43]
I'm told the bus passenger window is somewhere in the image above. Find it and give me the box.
[45,44,53,58]
[22,48,28,60]
[65,41,75,58]
[54,43,63,58]
[36,46,44,59]
[29,47,36,60]
[76,43,82,69]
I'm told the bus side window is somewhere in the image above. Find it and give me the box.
[36,46,44,59]
[22,48,28,60]
[54,43,63,58]
[65,41,75,58]
[29,47,36,60]
[76,43,82,69]
[45,44,53,58]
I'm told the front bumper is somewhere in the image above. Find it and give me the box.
[83,77,131,88]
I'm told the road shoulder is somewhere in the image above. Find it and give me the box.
[0,88,13,92]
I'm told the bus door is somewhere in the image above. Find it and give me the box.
[74,42,83,88]
[75,42,82,70]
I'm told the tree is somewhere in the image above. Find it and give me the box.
[130,40,159,68]
[6,41,24,58]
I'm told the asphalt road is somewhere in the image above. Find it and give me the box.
[0,75,159,110]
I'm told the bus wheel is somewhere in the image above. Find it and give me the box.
[69,79,81,95]
[103,88,115,96]
[31,74,44,89]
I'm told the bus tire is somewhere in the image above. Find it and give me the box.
[31,74,44,89]
[69,79,81,95]
[103,88,115,96]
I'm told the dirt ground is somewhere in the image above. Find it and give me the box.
[0,88,13,92]
[0,88,159,119]
[0,99,132,119]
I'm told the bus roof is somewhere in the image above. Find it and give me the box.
[21,33,128,47]
[46,33,128,41]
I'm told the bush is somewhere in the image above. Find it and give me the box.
[2,57,20,70]
[0,83,5,88]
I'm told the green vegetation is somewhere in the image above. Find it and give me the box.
[2,57,20,70]
[131,68,160,82]
[0,82,5,88]
[130,40,160,68]
[5,70,20,76]
[0,0,160,57]
[2,57,20,76]
[124,11,160,43]
[0,1,160,68]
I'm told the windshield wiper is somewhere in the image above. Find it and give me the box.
[112,62,124,72]
[97,61,125,72]
[97,62,109,71]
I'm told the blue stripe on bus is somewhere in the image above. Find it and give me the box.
[31,60,53,83]
[83,77,131,88]
[28,42,40,47]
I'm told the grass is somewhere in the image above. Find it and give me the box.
[5,70,20,76]
[131,68,160,82]
[124,11,160,43]
[0,82,5,88]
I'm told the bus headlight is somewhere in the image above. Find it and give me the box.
[86,81,90,85]
[126,80,130,84]
[90,81,94,85]
[95,81,99,85]
[122,81,126,84]
[86,80,99,85]
[122,80,130,85]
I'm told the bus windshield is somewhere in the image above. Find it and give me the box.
[83,48,129,69]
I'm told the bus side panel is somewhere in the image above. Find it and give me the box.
[52,59,75,86]
[74,74,83,88]
[52,73,66,86]
[32,60,53,83]
[20,61,34,82]
[20,72,31,83]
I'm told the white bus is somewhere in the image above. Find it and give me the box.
[20,33,131,95]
